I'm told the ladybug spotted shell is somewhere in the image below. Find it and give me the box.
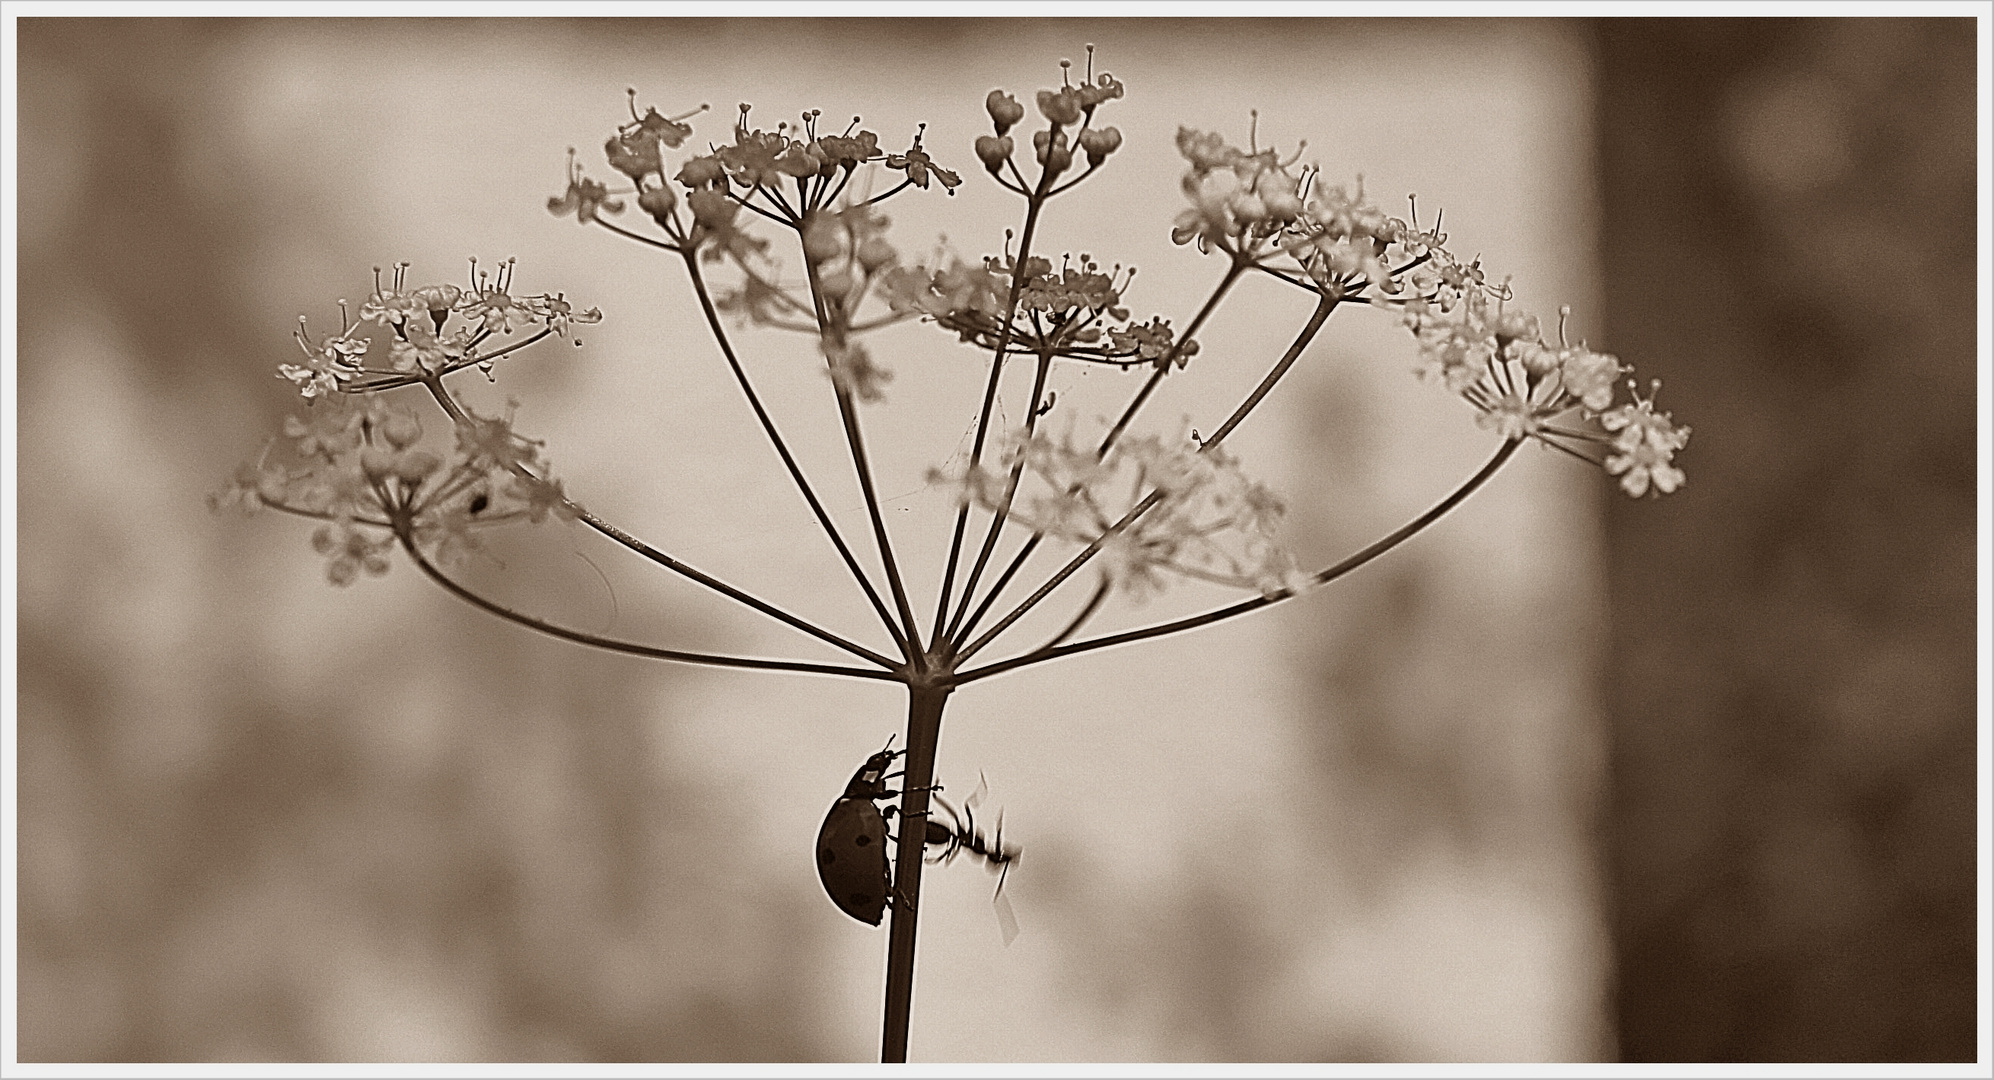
[817,795,891,924]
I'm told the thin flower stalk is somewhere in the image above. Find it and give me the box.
[422,353,899,669]
[405,534,902,681]
[801,254,926,651]
[928,171,1056,648]
[955,436,1523,685]
[681,248,913,656]
[952,279,1328,663]
[943,258,1241,647]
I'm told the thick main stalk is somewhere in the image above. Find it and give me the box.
[880,680,951,1062]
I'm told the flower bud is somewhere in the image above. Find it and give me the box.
[1033,128,1073,176]
[856,236,897,273]
[974,134,1013,173]
[637,185,678,226]
[1560,348,1623,411]
[775,143,819,179]
[1516,341,1559,378]
[1035,87,1082,126]
[605,132,661,181]
[985,90,1025,134]
[818,270,859,302]
[394,450,443,484]
[1493,309,1540,344]
[360,446,400,477]
[1253,170,1302,222]
[413,285,460,337]
[1077,74,1126,110]
[257,471,290,504]
[675,155,726,188]
[801,216,843,264]
[1077,125,1122,167]
[687,188,737,229]
[380,411,424,450]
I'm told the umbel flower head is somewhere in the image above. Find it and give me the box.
[882,247,1197,370]
[280,260,600,399]
[211,397,574,584]
[1153,114,1690,497]
[977,47,1126,187]
[1277,178,1411,299]
[1153,111,1694,503]
[1399,290,1691,497]
[1169,123,1307,256]
[548,148,624,224]
[668,104,953,208]
[1602,380,1691,497]
[935,423,1304,602]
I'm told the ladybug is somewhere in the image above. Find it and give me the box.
[816,741,944,925]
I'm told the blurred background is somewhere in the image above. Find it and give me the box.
[10,17,1980,1063]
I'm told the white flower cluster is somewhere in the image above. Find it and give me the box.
[1400,292,1690,497]
[211,398,573,584]
[1166,125,1690,498]
[712,203,909,401]
[279,260,600,400]
[881,250,1191,371]
[1170,127,1307,254]
[939,426,1304,602]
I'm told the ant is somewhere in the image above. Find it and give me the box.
[922,774,1021,944]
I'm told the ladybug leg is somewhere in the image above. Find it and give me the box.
[882,804,931,848]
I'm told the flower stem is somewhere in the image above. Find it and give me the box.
[943,352,1054,642]
[954,437,1524,684]
[1096,259,1247,454]
[945,532,1044,653]
[930,189,1052,649]
[945,260,1252,651]
[952,279,1319,663]
[1198,293,1337,450]
[415,374,899,668]
[400,535,899,680]
[682,250,912,658]
[881,679,951,1062]
[801,257,924,648]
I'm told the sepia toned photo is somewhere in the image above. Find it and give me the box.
[7,12,1984,1067]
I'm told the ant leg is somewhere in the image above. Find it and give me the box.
[993,889,1020,946]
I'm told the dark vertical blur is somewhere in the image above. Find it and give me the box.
[1597,19,1978,1062]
